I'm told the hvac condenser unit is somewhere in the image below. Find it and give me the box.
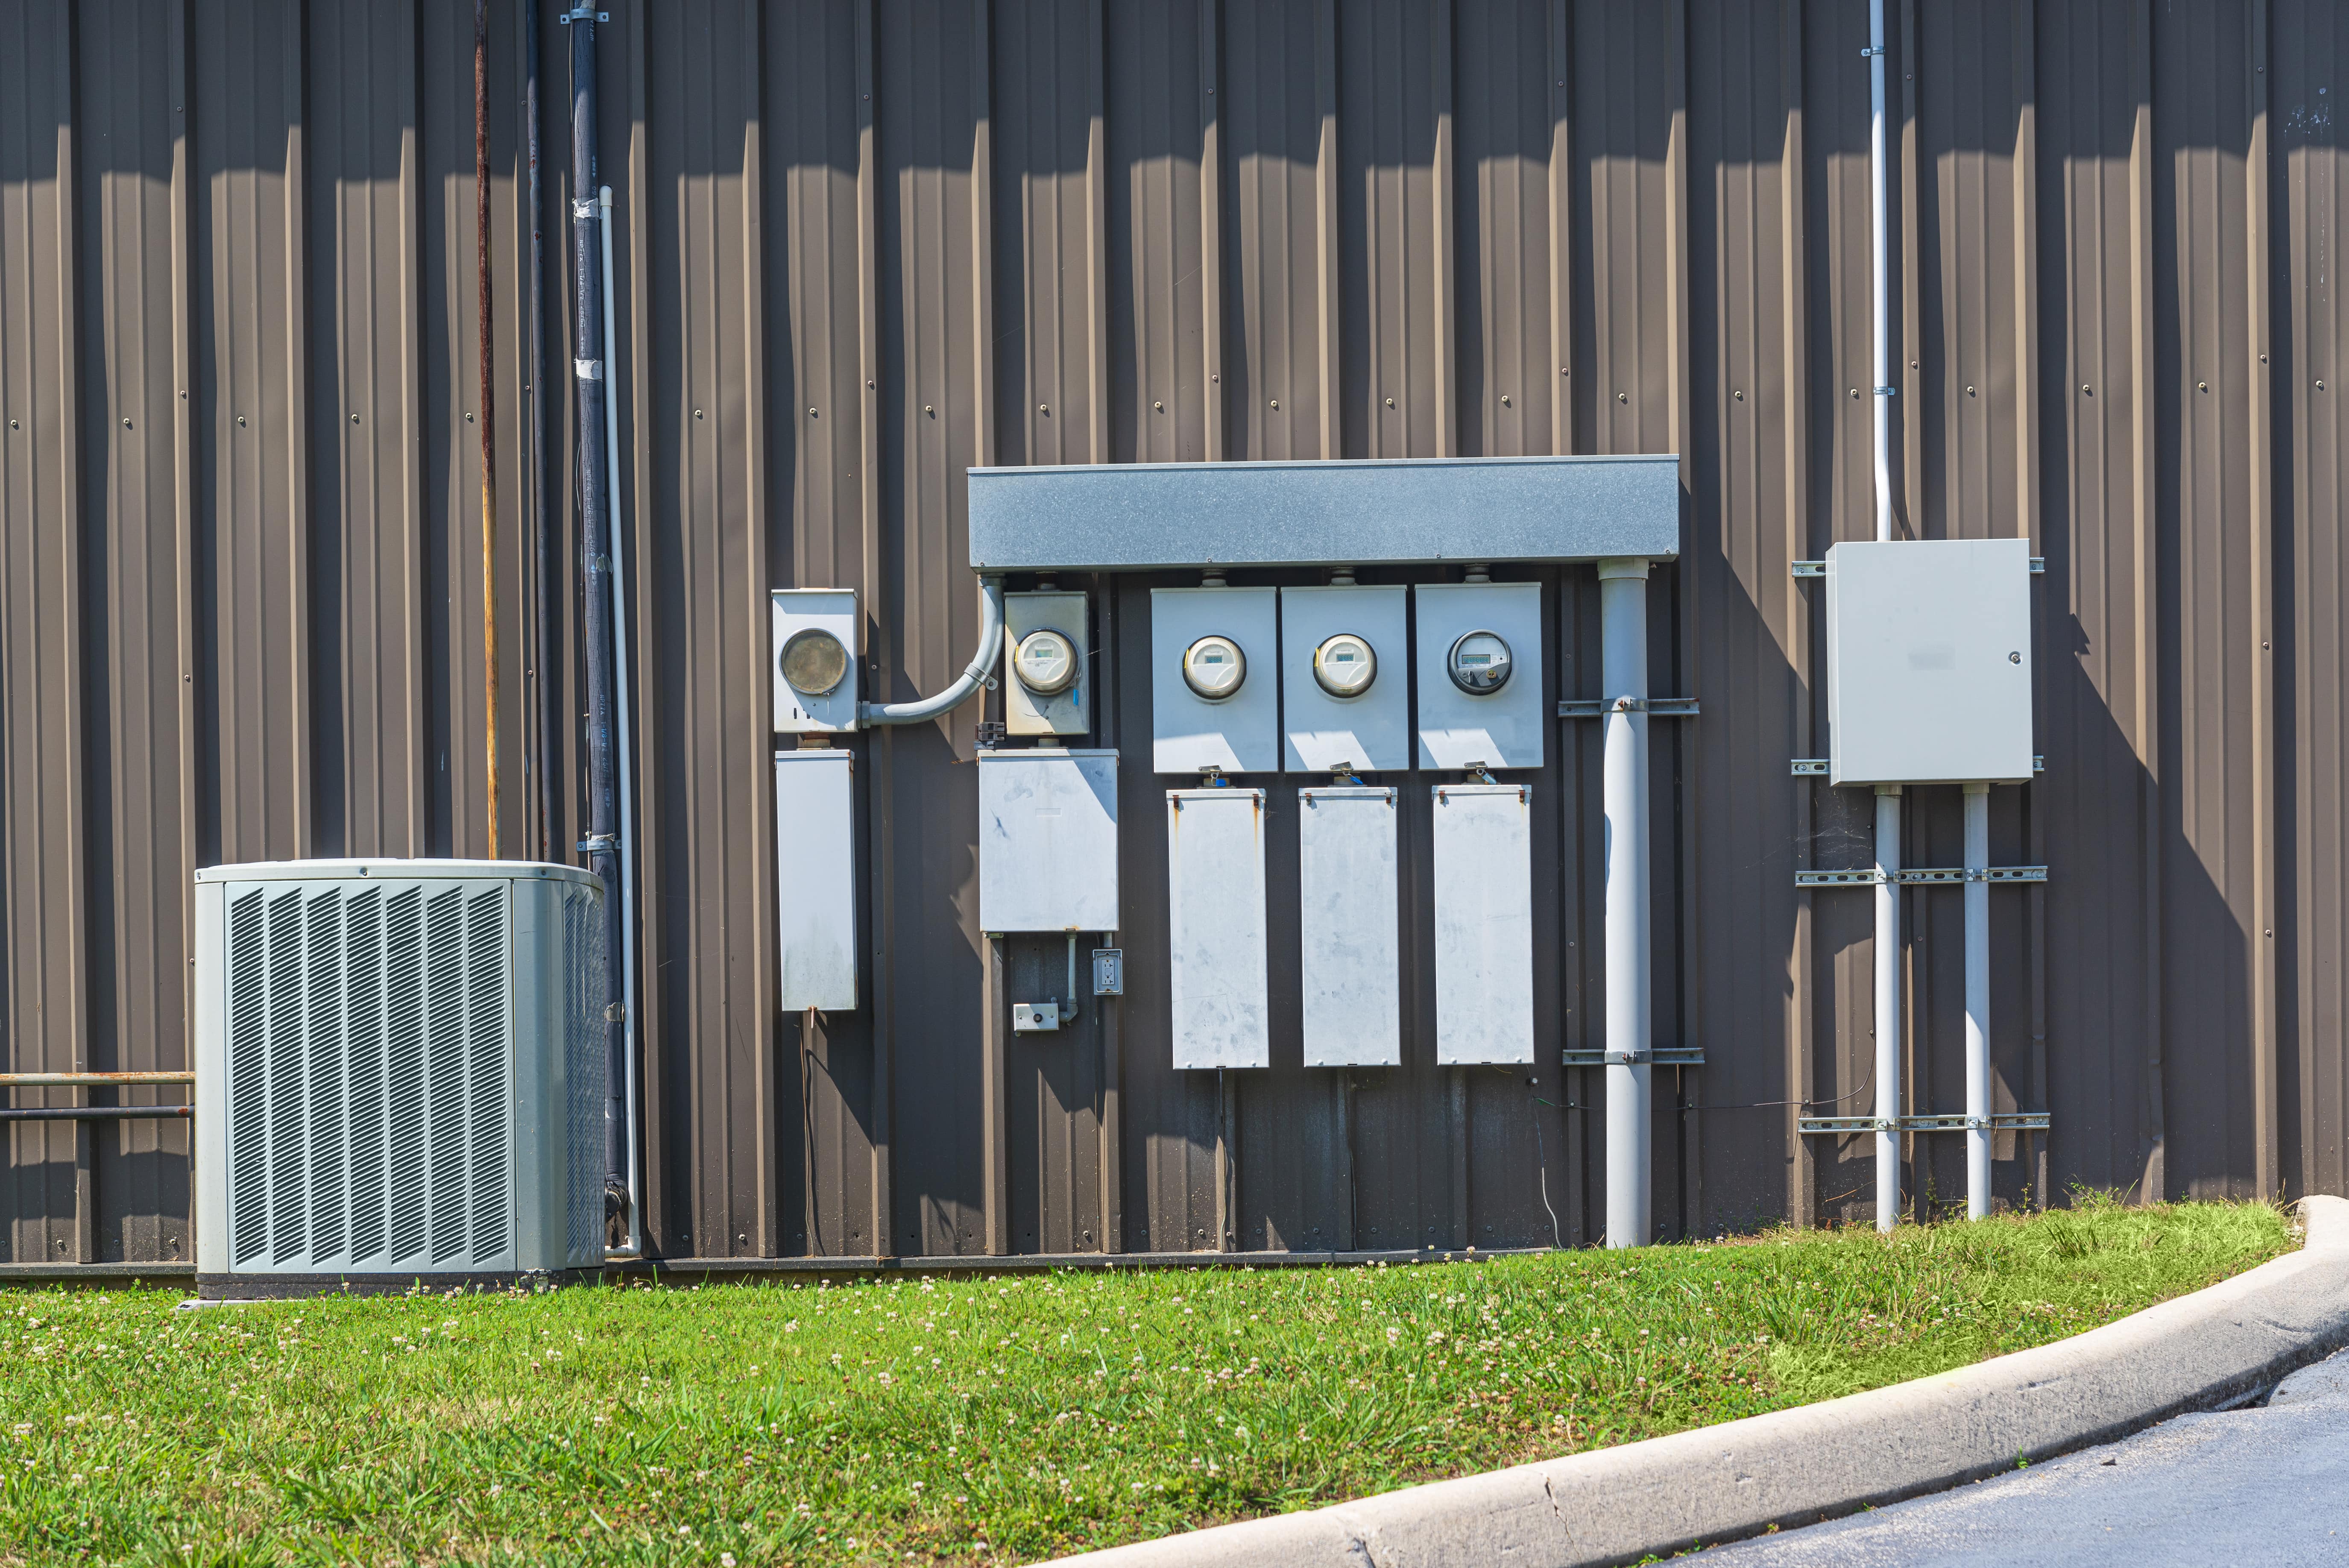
[193,860,608,1293]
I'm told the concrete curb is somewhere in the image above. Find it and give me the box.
[1057,1196,2349,1568]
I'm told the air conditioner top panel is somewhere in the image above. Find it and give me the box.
[193,858,603,890]
[967,455,1681,572]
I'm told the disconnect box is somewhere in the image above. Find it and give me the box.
[1430,781,1534,1064]
[1297,785,1400,1067]
[1825,538,2034,785]
[1166,787,1269,1069]
[977,749,1119,932]
[775,749,858,1011]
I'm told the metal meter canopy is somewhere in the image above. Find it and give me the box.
[1447,629,1514,695]
[1312,632,1378,698]
[1012,627,1080,695]
[780,627,851,696]
[1182,634,1248,700]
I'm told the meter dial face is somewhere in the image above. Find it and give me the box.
[1181,634,1248,701]
[1446,629,1514,695]
[780,627,851,696]
[1012,628,1080,696]
[1312,632,1378,698]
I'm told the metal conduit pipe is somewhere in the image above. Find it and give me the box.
[857,577,1006,727]
[596,185,643,1262]
[1866,0,1903,1232]
[1599,556,1652,1249]
[1964,781,1992,1218]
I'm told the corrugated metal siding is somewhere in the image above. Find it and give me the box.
[6,0,2349,1265]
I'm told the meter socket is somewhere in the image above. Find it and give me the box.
[1002,589,1090,737]
[772,588,861,733]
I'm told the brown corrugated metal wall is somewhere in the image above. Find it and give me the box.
[4,0,2344,1266]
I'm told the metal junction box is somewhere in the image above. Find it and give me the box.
[1281,585,1409,774]
[1166,787,1269,1069]
[1003,589,1090,737]
[772,589,861,734]
[1298,785,1401,1067]
[1825,539,2034,785]
[1413,581,1545,771]
[775,749,858,1011]
[1430,781,1535,1064]
[1151,586,1279,775]
[977,748,1119,933]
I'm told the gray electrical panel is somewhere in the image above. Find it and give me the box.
[1413,581,1545,771]
[775,749,858,1011]
[1298,785,1401,1067]
[1003,590,1090,737]
[1825,538,2035,785]
[1430,780,1534,1064]
[1166,787,1269,1068]
[1281,585,1409,774]
[1151,586,1279,775]
[976,748,1119,933]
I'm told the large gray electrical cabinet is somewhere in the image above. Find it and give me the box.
[1825,538,2034,785]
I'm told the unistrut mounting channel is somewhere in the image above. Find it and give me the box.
[1798,1112,2050,1135]
[1562,1046,1706,1068]
[1796,866,2048,887]
[1558,696,1700,718]
[1792,756,2043,775]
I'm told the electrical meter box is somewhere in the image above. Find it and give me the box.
[1003,590,1090,737]
[1151,586,1278,775]
[977,748,1119,932]
[1413,581,1545,771]
[1166,787,1269,1068]
[1281,585,1408,774]
[772,589,860,733]
[1825,538,2034,785]
[1298,785,1401,1066]
[775,749,858,1010]
[1431,781,1535,1064]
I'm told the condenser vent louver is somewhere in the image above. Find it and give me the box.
[194,860,606,1290]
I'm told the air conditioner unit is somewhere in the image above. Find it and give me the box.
[192,860,608,1295]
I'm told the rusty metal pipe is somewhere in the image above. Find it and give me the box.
[1,1073,193,1087]
[477,0,502,857]
[0,1107,190,1123]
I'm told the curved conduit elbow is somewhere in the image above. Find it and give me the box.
[858,575,1006,727]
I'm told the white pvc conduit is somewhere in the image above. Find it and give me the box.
[1867,0,1902,1233]
[596,186,643,1260]
[1964,782,1992,1217]
[1599,557,1651,1249]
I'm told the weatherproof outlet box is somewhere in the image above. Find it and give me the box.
[977,748,1119,933]
[1281,586,1409,774]
[1413,581,1545,771]
[772,589,861,734]
[1825,539,2034,786]
[1004,590,1090,737]
[1151,586,1279,775]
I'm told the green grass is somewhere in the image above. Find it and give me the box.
[0,1198,2289,1567]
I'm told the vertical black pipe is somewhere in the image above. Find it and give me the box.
[527,0,556,862]
[568,8,626,1231]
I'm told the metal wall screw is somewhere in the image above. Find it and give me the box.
[2009,651,2022,664]
[1269,399,1280,410]
[1500,393,1512,406]
[1384,396,1395,407]
[1038,403,1049,413]
[2198,381,2208,392]
[1733,390,1744,400]
[808,407,818,417]
[351,413,360,423]
[123,417,132,428]
[693,408,703,419]
[924,404,934,415]
[1619,391,1629,403]
[237,415,247,427]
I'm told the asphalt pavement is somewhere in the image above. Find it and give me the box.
[1701,1348,2349,1566]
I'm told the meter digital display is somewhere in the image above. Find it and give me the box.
[780,627,851,695]
[1312,632,1378,698]
[1012,627,1079,696]
[1181,634,1248,700]
[1446,629,1513,695]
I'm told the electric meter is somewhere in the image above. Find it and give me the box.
[1446,629,1513,695]
[1311,632,1377,699]
[781,627,851,696]
[1182,634,1248,701]
[1012,627,1079,696]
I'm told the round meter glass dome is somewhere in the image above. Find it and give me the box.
[1312,632,1378,698]
[1012,628,1080,695]
[1446,629,1513,695]
[780,628,851,695]
[1181,634,1248,701]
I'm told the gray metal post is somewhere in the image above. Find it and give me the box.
[1599,557,1651,1249]
[1874,784,1901,1231]
[1964,781,1991,1219]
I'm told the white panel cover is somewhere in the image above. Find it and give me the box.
[1431,782,1535,1064]
[1166,788,1269,1068]
[1826,538,2034,785]
[1298,786,1401,1066]
[1281,585,1409,773]
[978,749,1119,932]
[775,750,858,1011]
[1151,586,1280,775]
[1414,581,1546,770]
